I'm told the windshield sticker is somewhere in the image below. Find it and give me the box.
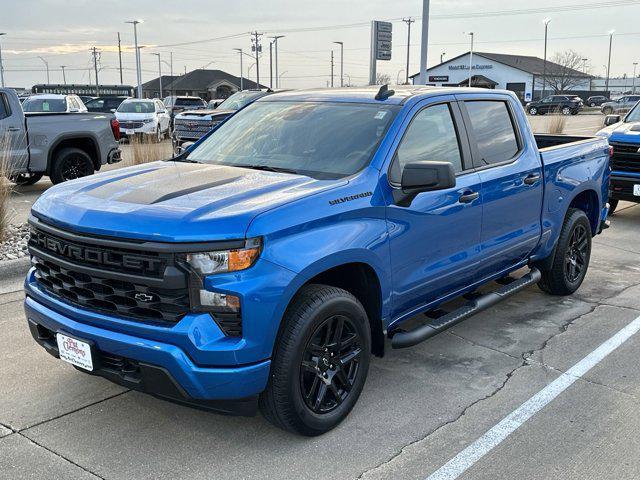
[374,110,388,120]
[42,102,50,111]
[135,104,142,113]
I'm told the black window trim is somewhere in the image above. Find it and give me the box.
[0,93,11,120]
[387,100,474,188]
[457,97,524,172]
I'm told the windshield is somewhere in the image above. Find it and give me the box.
[117,101,155,113]
[22,97,66,112]
[186,101,399,179]
[216,91,266,111]
[625,101,640,122]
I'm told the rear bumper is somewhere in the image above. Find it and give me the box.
[609,174,640,203]
[24,282,271,414]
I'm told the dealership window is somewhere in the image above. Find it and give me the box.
[464,101,519,166]
[390,103,463,184]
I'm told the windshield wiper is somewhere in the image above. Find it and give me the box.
[233,164,299,175]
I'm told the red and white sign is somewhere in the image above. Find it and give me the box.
[56,333,93,371]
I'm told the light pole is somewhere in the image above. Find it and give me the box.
[233,48,244,90]
[330,50,334,88]
[333,41,344,87]
[270,35,284,88]
[466,32,474,87]
[0,33,6,88]
[605,30,614,94]
[402,18,414,85]
[126,20,144,98]
[542,18,550,99]
[152,53,162,98]
[38,56,50,84]
[418,0,430,85]
[60,65,67,84]
[633,62,638,94]
[440,52,446,64]
[279,71,287,88]
[397,69,405,85]
[582,58,589,74]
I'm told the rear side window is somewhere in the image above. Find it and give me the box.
[390,103,463,184]
[464,101,519,166]
[0,94,9,119]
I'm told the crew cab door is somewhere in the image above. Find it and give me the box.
[0,91,29,172]
[384,97,483,319]
[457,94,543,280]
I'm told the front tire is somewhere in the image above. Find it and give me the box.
[561,107,572,115]
[603,107,613,115]
[528,107,538,115]
[259,284,371,436]
[50,148,94,184]
[9,172,44,186]
[537,208,592,296]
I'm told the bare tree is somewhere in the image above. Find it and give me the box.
[375,73,391,85]
[541,50,588,93]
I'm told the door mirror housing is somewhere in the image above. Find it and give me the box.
[604,114,621,126]
[394,161,456,207]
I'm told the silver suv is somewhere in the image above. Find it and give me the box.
[601,95,640,115]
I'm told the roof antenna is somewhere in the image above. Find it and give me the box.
[375,84,395,101]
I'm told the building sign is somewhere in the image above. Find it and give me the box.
[449,64,494,71]
[429,76,449,82]
[373,21,392,61]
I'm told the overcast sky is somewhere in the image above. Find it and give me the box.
[2,0,639,90]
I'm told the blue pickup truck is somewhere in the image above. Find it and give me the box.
[597,101,640,213]
[24,86,610,435]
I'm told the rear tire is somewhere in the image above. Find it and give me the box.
[259,284,371,436]
[603,107,613,115]
[50,148,94,184]
[561,107,571,115]
[537,208,592,296]
[528,107,538,115]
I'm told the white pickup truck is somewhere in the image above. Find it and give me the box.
[0,88,122,185]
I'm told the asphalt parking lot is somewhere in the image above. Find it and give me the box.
[3,113,640,479]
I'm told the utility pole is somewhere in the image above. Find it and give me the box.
[90,47,100,96]
[117,32,123,84]
[233,48,244,91]
[330,50,335,88]
[605,30,614,94]
[269,41,273,88]
[333,41,344,87]
[38,56,50,84]
[170,51,173,97]
[582,58,589,74]
[441,52,446,64]
[467,32,474,87]
[251,31,263,86]
[402,18,414,84]
[633,62,638,94]
[270,35,284,88]
[60,65,67,84]
[418,0,430,85]
[0,33,6,88]
[542,18,550,98]
[125,20,143,98]
[152,53,162,98]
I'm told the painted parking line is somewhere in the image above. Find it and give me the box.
[426,314,640,480]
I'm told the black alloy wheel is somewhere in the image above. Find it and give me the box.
[60,153,91,181]
[300,314,362,414]
[565,223,588,283]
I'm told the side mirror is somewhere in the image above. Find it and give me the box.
[110,108,116,113]
[69,108,80,113]
[394,161,456,207]
[604,114,621,126]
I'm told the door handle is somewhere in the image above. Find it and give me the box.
[459,191,479,204]
[7,127,21,132]
[523,173,541,185]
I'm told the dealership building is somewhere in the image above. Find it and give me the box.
[410,51,592,102]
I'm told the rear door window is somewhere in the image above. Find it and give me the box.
[464,101,520,166]
[0,94,10,119]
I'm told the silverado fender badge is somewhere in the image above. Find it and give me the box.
[329,191,373,205]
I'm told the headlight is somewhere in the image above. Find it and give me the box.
[184,237,262,275]
[141,118,154,124]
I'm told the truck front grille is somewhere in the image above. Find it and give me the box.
[173,119,219,138]
[120,121,144,129]
[610,142,640,173]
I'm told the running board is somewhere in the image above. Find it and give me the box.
[391,268,542,349]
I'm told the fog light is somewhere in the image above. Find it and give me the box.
[199,290,240,312]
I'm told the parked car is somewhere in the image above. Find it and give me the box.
[0,88,121,185]
[525,94,583,115]
[600,95,640,115]
[162,95,207,124]
[84,96,128,113]
[79,95,96,104]
[22,94,88,113]
[115,98,170,142]
[24,86,610,435]
[586,95,609,107]
[172,90,275,153]
[597,101,640,214]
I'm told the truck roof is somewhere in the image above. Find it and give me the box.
[259,85,495,105]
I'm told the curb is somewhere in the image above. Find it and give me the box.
[0,256,31,279]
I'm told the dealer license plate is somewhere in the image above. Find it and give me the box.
[56,333,93,371]
[125,129,135,136]
[634,184,640,196]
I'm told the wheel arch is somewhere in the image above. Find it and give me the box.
[568,188,600,235]
[47,135,101,174]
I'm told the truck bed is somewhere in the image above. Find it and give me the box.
[534,134,595,151]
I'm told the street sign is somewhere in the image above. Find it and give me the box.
[377,51,392,61]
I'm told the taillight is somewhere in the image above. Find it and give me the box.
[609,146,614,157]
[111,118,120,141]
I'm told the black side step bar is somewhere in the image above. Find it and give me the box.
[391,268,542,349]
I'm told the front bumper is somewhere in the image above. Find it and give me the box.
[119,122,157,136]
[24,272,272,413]
[609,174,640,203]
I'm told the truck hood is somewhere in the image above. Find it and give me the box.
[175,109,234,120]
[596,121,640,141]
[115,112,155,121]
[32,161,345,242]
